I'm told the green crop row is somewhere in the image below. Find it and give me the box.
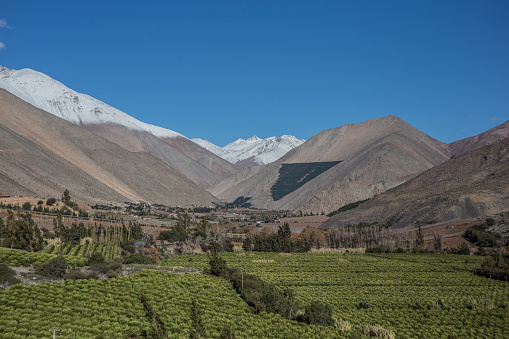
[162,252,509,338]
[0,270,347,338]
[0,249,87,267]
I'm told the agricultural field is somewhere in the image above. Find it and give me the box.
[163,252,509,338]
[0,270,343,338]
[1,251,507,338]
[0,248,88,267]
[0,241,121,268]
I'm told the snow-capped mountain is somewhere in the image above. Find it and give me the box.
[192,138,230,157]
[192,135,306,168]
[0,66,239,188]
[0,66,184,138]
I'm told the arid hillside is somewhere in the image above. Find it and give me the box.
[0,89,219,207]
[209,116,451,213]
[322,136,509,229]
[84,124,239,189]
[449,120,509,158]
[0,66,239,189]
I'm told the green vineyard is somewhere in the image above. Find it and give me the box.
[0,249,88,267]
[163,252,509,338]
[0,241,121,267]
[1,252,508,338]
[0,270,343,338]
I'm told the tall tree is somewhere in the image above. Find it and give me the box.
[62,189,71,206]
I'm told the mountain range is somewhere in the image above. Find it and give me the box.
[322,135,509,228]
[1,65,508,226]
[209,116,452,213]
[209,116,508,216]
[0,88,218,206]
[0,66,305,182]
[0,66,239,189]
[192,135,305,168]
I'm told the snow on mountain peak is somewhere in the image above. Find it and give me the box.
[0,65,185,139]
[0,65,304,167]
[247,135,261,142]
[193,135,305,167]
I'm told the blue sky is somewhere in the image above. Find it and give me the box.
[1,1,508,146]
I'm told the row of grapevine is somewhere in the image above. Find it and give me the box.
[0,249,88,267]
[0,270,348,338]
[43,242,118,261]
[162,252,509,338]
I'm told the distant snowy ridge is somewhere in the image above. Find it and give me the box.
[0,66,185,139]
[192,135,305,166]
[192,138,230,157]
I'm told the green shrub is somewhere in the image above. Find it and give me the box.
[414,302,423,310]
[123,243,136,254]
[64,267,98,280]
[88,252,105,265]
[35,256,67,279]
[429,298,447,310]
[464,224,501,247]
[366,245,390,253]
[469,298,494,310]
[357,301,372,310]
[91,258,122,275]
[297,301,334,326]
[0,263,21,286]
[122,254,152,265]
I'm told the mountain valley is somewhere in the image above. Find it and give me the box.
[1,65,508,230]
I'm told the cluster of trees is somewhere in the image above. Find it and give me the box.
[0,212,44,252]
[239,222,453,254]
[243,223,311,253]
[474,252,509,281]
[0,263,20,286]
[366,242,471,255]
[61,189,79,211]
[157,213,191,242]
[125,201,152,217]
[463,219,504,247]
[157,215,236,254]
[52,214,143,246]
[208,250,334,327]
[4,191,89,218]
[1,208,147,261]
[34,256,68,279]
[34,253,122,281]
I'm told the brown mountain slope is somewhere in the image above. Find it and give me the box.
[209,116,451,213]
[0,89,219,206]
[322,137,509,229]
[449,120,509,158]
[84,124,239,189]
